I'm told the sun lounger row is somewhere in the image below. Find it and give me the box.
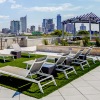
[0,46,98,93]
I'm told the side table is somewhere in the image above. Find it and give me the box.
[11,51,21,59]
[79,55,87,60]
[42,63,57,77]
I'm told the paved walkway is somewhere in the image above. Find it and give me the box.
[0,65,100,100]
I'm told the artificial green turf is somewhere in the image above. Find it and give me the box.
[0,54,100,99]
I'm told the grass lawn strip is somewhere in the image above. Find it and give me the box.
[0,54,99,99]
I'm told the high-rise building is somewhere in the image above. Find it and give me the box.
[42,19,47,28]
[57,14,62,30]
[2,28,10,33]
[27,28,31,33]
[10,20,20,35]
[80,24,86,31]
[42,19,55,33]
[38,25,42,32]
[42,19,48,33]
[66,23,75,34]
[20,16,27,33]
[30,25,35,32]
[47,19,55,32]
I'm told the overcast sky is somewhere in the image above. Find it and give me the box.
[0,0,100,31]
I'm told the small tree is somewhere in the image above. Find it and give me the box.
[51,30,62,37]
[77,30,89,36]
[51,30,68,37]
[95,38,100,47]
[42,39,49,45]
[55,40,59,45]
[82,37,89,47]
[60,39,68,46]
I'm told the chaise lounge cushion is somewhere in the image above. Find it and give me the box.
[0,66,28,77]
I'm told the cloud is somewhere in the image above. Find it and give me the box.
[0,0,6,3]
[63,14,76,18]
[8,0,16,3]
[25,3,82,12]
[0,15,9,19]
[8,0,22,9]
[11,4,22,9]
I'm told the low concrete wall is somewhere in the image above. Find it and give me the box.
[25,38,55,47]
[37,45,100,56]
[0,37,18,49]
[0,37,55,49]
[26,39,43,46]
[0,37,28,49]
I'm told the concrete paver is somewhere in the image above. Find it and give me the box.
[84,94,100,100]
[63,95,87,100]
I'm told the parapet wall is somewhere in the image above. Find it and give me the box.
[37,45,100,56]
[0,37,54,49]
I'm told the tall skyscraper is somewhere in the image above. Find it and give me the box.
[47,19,55,32]
[42,19,47,28]
[42,19,55,33]
[57,14,62,30]
[42,19,48,33]
[10,20,20,35]
[80,24,86,31]
[20,16,27,33]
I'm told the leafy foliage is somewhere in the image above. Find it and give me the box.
[51,30,68,37]
[95,38,100,47]
[55,40,59,45]
[42,39,49,45]
[82,37,90,46]
[51,30,62,36]
[60,39,68,46]
[77,30,89,36]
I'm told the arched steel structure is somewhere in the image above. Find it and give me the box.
[62,12,100,40]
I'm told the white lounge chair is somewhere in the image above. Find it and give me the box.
[80,46,95,64]
[12,43,36,58]
[68,49,90,70]
[55,56,77,79]
[0,49,14,62]
[0,58,57,93]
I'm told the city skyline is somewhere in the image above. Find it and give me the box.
[0,0,100,31]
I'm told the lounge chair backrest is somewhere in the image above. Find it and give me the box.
[56,56,66,65]
[85,48,92,56]
[36,56,47,62]
[28,58,46,74]
[12,43,21,51]
[62,51,70,56]
[30,61,44,73]
[73,50,83,59]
